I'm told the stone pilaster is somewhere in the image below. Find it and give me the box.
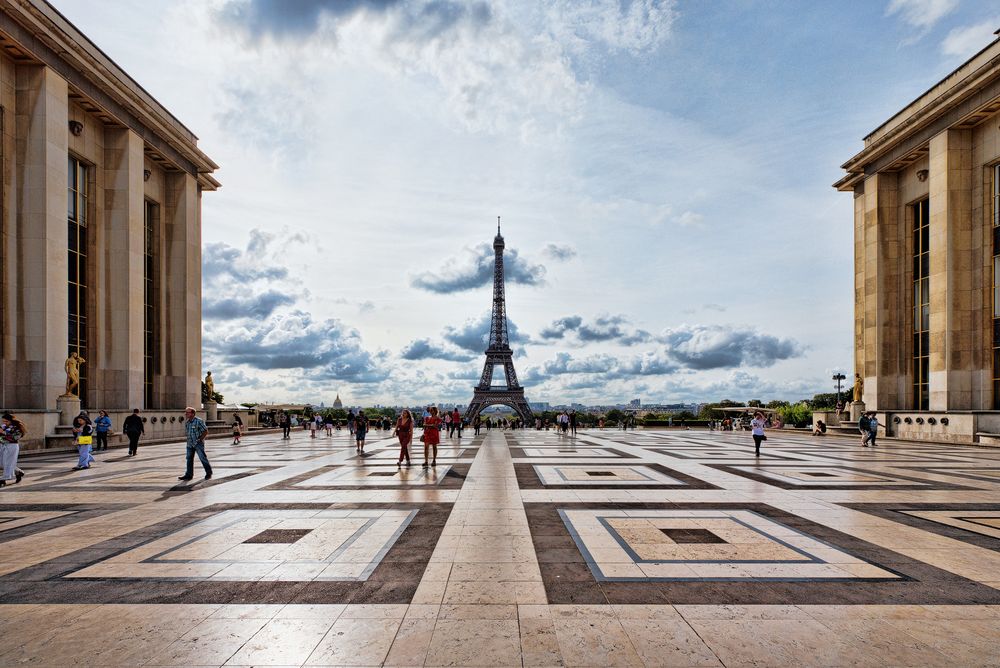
[12,64,68,409]
[928,129,974,410]
[162,171,200,408]
[98,127,144,409]
[858,171,903,410]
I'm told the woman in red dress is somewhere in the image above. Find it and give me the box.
[421,406,442,468]
[395,409,413,468]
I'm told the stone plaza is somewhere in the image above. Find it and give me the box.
[0,426,998,666]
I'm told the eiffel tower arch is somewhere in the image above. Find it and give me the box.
[465,219,535,424]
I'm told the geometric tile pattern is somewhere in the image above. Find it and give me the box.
[706,463,972,490]
[526,502,1000,605]
[4,426,1000,665]
[514,463,718,489]
[0,502,452,604]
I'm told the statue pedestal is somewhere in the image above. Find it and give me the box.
[850,401,865,422]
[204,400,218,422]
[56,394,81,425]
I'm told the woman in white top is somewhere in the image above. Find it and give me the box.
[750,411,767,457]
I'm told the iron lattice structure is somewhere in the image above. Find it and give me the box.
[465,220,535,423]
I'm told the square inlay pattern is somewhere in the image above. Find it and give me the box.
[262,464,469,490]
[560,508,901,581]
[0,502,453,605]
[508,446,637,460]
[515,463,718,489]
[705,464,970,490]
[526,502,1000,605]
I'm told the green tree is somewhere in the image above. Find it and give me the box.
[605,409,625,424]
[809,393,839,409]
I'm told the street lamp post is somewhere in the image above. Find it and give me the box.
[832,373,847,404]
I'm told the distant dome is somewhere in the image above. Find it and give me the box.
[333,394,343,409]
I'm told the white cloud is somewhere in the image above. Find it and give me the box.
[941,20,999,58]
[885,0,958,31]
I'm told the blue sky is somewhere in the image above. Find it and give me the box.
[56,0,1000,406]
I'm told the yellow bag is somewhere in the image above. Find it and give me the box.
[78,435,92,445]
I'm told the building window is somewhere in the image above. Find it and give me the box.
[144,200,158,408]
[993,165,1000,409]
[912,197,930,410]
[67,156,89,405]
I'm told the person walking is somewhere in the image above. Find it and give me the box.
[231,417,243,445]
[473,414,481,436]
[0,413,27,487]
[451,407,463,438]
[178,406,212,481]
[122,408,144,456]
[395,409,413,467]
[865,412,880,447]
[750,410,767,457]
[858,412,871,447]
[72,411,94,470]
[94,410,112,452]
[325,415,333,437]
[280,411,291,440]
[355,410,368,453]
[569,410,578,436]
[347,410,356,436]
[421,406,442,468]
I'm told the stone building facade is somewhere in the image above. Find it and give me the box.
[0,1,218,448]
[836,35,1000,444]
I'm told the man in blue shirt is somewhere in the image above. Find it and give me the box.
[179,406,212,480]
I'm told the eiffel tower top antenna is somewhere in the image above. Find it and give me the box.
[497,216,501,235]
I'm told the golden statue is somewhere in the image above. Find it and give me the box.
[852,373,864,403]
[204,371,215,400]
[64,352,86,397]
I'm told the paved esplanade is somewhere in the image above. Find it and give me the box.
[0,427,998,665]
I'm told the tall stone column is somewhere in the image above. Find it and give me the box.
[13,65,68,409]
[99,127,145,409]
[928,129,975,410]
[858,171,903,410]
[162,171,201,408]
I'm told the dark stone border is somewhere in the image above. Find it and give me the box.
[842,503,1000,552]
[892,466,1000,485]
[261,463,470,491]
[508,446,638,460]
[0,504,135,544]
[514,463,718,490]
[703,463,972,490]
[20,466,276,493]
[645,448,801,461]
[525,502,1000,605]
[0,502,453,605]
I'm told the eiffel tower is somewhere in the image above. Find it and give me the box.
[465,218,535,424]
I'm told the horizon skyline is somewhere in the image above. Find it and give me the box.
[49,0,1000,406]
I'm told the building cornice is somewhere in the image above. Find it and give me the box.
[834,37,1000,191]
[0,0,220,190]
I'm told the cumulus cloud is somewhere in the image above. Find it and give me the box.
[522,350,676,384]
[885,0,957,31]
[411,243,546,293]
[442,312,527,352]
[203,290,296,321]
[538,314,650,345]
[658,324,802,370]
[940,20,999,58]
[542,243,577,261]
[400,338,476,362]
[217,0,674,135]
[204,310,387,383]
